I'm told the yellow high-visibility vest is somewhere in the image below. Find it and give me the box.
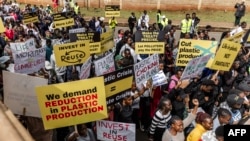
[74,5,79,13]
[181,19,192,33]
[157,13,161,23]
[109,19,117,29]
[161,18,168,28]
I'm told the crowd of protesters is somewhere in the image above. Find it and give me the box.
[0,0,250,141]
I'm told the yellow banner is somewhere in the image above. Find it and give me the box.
[210,39,241,71]
[53,41,90,67]
[227,31,244,43]
[105,76,133,97]
[0,18,4,33]
[22,17,39,25]
[90,42,101,53]
[176,39,218,67]
[100,30,114,53]
[35,77,108,130]
[105,11,120,17]
[54,18,74,29]
[135,42,165,54]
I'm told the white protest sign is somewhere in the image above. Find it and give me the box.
[3,71,47,117]
[94,53,115,76]
[134,54,159,85]
[96,120,135,141]
[152,70,168,86]
[13,47,46,74]
[10,38,36,54]
[68,27,85,33]
[181,54,212,80]
[80,56,92,79]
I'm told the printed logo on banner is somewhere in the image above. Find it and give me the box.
[134,54,159,85]
[13,47,46,74]
[96,120,135,141]
[104,66,133,105]
[176,39,217,67]
[53,41,90,67]
[3,71,47,118]
[210,39,241,71]
[94,53,115,76]
[35,77,108,130]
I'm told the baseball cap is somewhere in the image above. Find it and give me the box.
[237,82,250,92]
[227,94,244,106]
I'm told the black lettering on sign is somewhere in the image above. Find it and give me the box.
[61,50,85,63]
[110,86,116,92]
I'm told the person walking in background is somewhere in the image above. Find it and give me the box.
[109,16,117,31]
[234,0,246,26]
[156,10,162,30]
[128,12,137,34]
[190,12,200,38]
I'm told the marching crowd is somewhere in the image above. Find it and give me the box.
[0,0,250,141]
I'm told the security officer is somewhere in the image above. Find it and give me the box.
[180,13,192,39]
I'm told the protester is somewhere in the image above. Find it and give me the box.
[161,99,199,141]
[186,112,213,141]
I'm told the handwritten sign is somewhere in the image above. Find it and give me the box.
[13,47,46,74]
[10,38,36,54]
[181,54,212,80]
[134,54,159,85]
[94,53,115,76]
[96,120,135,141]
